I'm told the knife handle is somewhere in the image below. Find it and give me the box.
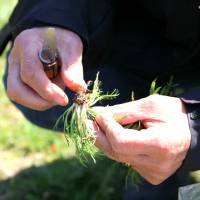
[38,48,60,79]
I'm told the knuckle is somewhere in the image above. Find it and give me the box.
[7,86,17,102]
[142,96,157,112]
[16,30,29,42]
[43,86,54,97]
[14,33,22,45]
[103,123,119,150]
[140,172,164,185]
[164,151,174,161]
[21,66,36,83]
[111,139,122,153]
[14,31,30,48]
[146,174,166,185]
[147,94,161,106]
[15,29,40,52]
[159,162,173,176]
[111,135,125,153]
[8,50,15,65]
[149,178,163,185]
[8,45,20,66]
[36,103,53,111]
[160,146,174,161]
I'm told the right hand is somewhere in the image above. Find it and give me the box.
[93,95,191,185]
[7,27,87,110]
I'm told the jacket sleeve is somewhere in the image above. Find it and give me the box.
[178,88,200,172]
[9,0,114,67]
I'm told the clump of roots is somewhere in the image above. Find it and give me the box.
[73,91,90,105]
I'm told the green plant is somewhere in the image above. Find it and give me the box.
[55,72,119,164]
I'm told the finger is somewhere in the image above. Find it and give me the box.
[132,154,161,172]
[56,28,87,92]
[133,166,164,185]
[137,153,160,163]
[96,113,124,148]
[90,121,113,154]
[7,63,54,111]
[52,74,66,90]
[96,114,156,155]
[8,44,19,67]
[101,96,164,125]
[88,120,121,161]
[133,154,182,182]
[60,54,87,92]
[133,156,178,185]
[90,120,139,165]
[20,47,68,106]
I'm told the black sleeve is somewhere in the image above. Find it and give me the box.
[178,87,200,172]
[9,0,114,67]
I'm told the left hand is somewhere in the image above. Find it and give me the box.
[94,95,191,185]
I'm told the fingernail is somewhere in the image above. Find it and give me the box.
[78,80,87,92]
[63,94,69,105]
[55,94,68,106]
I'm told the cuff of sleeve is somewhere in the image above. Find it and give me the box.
[10,7,88,52]
[178,100,200,171]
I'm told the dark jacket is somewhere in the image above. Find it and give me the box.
[2,0,200,172]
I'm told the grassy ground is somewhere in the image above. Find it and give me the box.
[0,1,126,200]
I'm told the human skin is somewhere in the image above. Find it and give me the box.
[93,95,191,185]
[7,27,86,110]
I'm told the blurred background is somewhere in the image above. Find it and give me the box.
[0,1,200,200]
[0,1,126,199]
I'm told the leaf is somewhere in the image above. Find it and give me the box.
[149,79,157,95]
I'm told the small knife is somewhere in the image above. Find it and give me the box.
[38,27,60,79]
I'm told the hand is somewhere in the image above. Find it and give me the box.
[7,27,87,110]
[94,95,191,185]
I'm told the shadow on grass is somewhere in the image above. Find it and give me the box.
[0,157,127,200]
